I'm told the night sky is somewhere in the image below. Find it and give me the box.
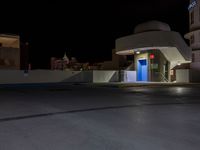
[1,0,189,69]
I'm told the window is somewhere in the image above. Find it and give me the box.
[191,11,194,24]
[199,7,200,21]
[190,35,195,44]
[127,55,134,61]
[192,53,195,62]
[199,32,200,39]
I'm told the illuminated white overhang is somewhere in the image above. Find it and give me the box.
[115,31,191,64]
[116,47,169,55]
[116,46,191,69]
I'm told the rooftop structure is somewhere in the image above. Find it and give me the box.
[116,21,191,82]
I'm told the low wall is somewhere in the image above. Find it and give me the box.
[123,71,137,82]
[0,70,120,84]
[0,70,93,84]
[93,71,119,83]
[120,71,137,82]
[176,69,189,83]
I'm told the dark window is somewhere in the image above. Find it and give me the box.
[191,35,195,44]
[191,11,194,24]
[0,43,2,47]
[192,53,195,62]
[199,7,200,21]
[127,55,134,61]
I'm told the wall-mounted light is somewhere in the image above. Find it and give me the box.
[136,51,140,54]
[177,61,181,66]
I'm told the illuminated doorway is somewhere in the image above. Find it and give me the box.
[137,59,148,81]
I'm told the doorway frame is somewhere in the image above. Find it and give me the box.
[137,58,148,81]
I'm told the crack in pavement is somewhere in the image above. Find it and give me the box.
[0,101,200,123]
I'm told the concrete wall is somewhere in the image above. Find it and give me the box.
[0,70,120,84]
[93,71,119,83]
[190,70,200,82]
[192,50,200,62]
[2,69,192,84]
[0,70,93,84]
[191,62,200,70]
[122,71,137,82]
[189,62,200,82]
[190,62,200,82]
[176,69,190,83]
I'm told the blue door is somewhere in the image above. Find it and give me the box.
[137,59,148,81]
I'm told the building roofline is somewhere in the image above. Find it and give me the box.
[0,34,19,39]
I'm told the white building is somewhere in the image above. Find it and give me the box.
[184,0,200,82]
[116,21,191,82]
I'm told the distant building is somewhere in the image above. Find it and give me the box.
[51,53,83,70]
[51,57,69,70]
[116,21,191,82]
[51,50,126,71]
[0,34,20,69]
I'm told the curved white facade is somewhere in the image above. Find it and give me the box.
[134,21,171,33]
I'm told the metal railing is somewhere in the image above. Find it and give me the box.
[154,72,169,82]
[159,72,169,82]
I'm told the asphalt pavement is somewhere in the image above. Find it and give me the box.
[0,84,200,150]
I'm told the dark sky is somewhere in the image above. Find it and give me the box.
[1,0,189,69]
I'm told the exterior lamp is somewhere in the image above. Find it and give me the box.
[136,51,140,54]
[177,61,181,66]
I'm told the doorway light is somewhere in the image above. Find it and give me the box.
[136,51,140,54]
[177,61,181,66]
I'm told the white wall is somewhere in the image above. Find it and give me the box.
[122,71,137,82]
[0,70,121,84]
[93,71,119,83]
[176,69,190,83]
